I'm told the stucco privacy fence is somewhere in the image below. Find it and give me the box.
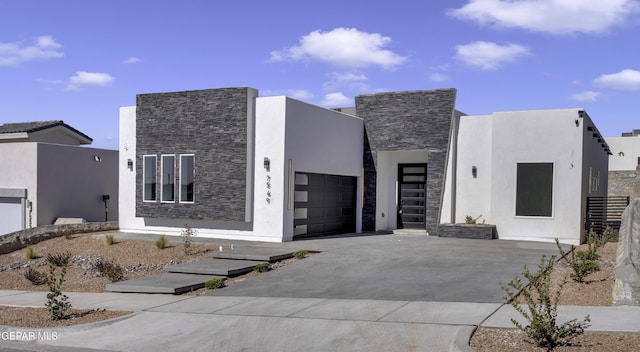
[0,221,118,255]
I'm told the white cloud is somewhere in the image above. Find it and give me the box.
[260,89,314,101]
[0,35,64,66]
[269,27,407,69]
[570,90,601,102]
[429,72,449,82]
[67,71,115,90]
[123,57,142,64]
[321,92,352,107]
[448,0,639,35]
[323,72,369,92]
[593,69,640,90]
[455,41,529,70]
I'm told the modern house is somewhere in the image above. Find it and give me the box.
[0,121,118,235]
[119,87,609,244]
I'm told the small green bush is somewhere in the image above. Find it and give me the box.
[293,250,308,259]
[105,234,116,246]
[181,224,197,254]
[24,268,46,285]
[254,262,272,273]
[45,263,71,320]
[502,255,590,350]
[25,245,38,260]
[93,258,124,282]
[47,251,71,267]
[155,235,169,250]
[204,278,225,290]
[555,239,600,282]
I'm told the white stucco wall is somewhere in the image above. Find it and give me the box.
[489,109,586,244]
[0,143,38,232]
[447,109,607,244]
[606,136,640,171]
[451,115,492,225]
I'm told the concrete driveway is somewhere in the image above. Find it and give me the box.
[209,233,560,302]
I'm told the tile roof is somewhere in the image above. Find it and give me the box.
[0,120,92,142]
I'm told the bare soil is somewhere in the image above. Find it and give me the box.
[0,232,306,327]
[471,242,640,351]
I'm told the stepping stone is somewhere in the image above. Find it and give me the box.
[106,273,224,294]
[166,259,263,277]
[210,247,294,262]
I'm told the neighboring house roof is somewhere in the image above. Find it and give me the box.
[0,120,92,145]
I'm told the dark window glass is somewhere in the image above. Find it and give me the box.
[516,163,553,217]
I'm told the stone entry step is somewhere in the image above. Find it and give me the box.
[166,259,264,277]
[210,247,294,262]
[106,273,224,294]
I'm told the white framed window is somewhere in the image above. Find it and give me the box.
[515,162,554,217]
[180,154,195,203]
[161,155,175,202]
[143,155,157,202]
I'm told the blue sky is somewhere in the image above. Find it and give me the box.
[1,0,639,150]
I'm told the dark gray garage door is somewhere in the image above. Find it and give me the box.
[293,172,356,238]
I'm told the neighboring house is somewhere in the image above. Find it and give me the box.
[607,129,640,201]
[0,121,118,235]
[119,87,609,244]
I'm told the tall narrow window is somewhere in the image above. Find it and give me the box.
[161,155,175,202]
[516,163,553,217]
[180,154,195,203]
[143,155,157,202]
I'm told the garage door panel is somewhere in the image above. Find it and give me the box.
[0,197,23,235]
[294,172,356,238]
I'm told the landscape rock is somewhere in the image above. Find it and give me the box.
[612,199,640,305]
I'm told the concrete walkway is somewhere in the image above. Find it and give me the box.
[1,233,638,351]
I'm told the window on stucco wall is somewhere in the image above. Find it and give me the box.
[515,162,553,217]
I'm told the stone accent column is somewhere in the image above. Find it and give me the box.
[612,199,640,305]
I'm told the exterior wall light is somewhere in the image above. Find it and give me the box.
[127,159,133,171]
[472,166,477,178]
[102,195,110,221]
[264,157,270,172]
[94,156,102,162]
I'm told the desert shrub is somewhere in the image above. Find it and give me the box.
[254,262,272,273]
[578,228,609,261]
[502,255,590,350]
[555,239,600,282]
[24,268,46,285]
[293,250,308,259]
[45,263,71,320]
[464,214,484,224]
[155,235,169,250]
[93,258,124,282]
[181,224,197,254]
[205,278,225,290]
[46,251,71,267]
[24,245,38,260]
[105,234,116,245]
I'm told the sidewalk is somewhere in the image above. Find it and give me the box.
[1,289,639,352]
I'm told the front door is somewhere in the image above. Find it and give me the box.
[397,164,427,229]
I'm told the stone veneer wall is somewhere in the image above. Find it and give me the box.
[609,165,640,201]
[356,89,457,233]
[136,88,253,221]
